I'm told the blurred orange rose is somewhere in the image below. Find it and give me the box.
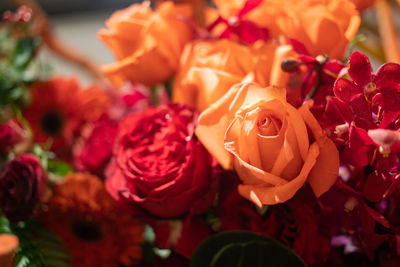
[99,1,194,86]
[196,83,339,206]
[214,0,360,59]
[173,39,294,111]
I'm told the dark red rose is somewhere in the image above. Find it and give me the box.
[218,171,330,266]
[106,103,219,218]
[0,120,26,154]
[73,118,118,176]
[0,154,46,222]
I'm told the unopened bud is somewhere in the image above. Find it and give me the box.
[2,11,13,22]
[281,59,300,73]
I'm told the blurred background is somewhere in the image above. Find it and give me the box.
[0,0,399,83]
[0,0,141,84]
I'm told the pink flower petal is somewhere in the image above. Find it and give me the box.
[368,128,400,147]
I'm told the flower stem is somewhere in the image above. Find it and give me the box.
[375,0,400,63]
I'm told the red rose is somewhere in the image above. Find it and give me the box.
[73,118,118,176]
[0,154,46,222]
[106,103,219,218]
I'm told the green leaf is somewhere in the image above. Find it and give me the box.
[12,37,40,69]
[0,215,12,233]
[6,219,71,267]
[190,231,307,267]
[47,160,73,176]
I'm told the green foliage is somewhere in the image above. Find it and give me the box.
[47,160,73,177]
[0,21,45,110]
[0,216,71,267]
[190,231,307,267]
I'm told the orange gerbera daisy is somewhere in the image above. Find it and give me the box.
[38,173,143,267]
[24,76,109,153]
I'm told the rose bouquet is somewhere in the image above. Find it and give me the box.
[0,0,400,266]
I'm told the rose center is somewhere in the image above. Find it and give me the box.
[40,110,64,136]
[71,220,102,242]
[258,115,282,136]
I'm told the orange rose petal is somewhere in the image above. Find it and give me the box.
[196,84,244,169]
[269,44,295,87]
[232,151,289,186]
[234,84,286,111]
[298,100,339,197]
[270,135,295,176]
[185,68,243,111]
[98,30,138,60]
[258,108,288,171]
[238,142,320,205]
[236,109,264,169]
[101,44,172,86]
[286,105,309,161]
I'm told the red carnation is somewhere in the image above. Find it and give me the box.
[0,154,46,222]
[106,103,219,218]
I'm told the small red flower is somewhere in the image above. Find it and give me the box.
[207,0,269,44]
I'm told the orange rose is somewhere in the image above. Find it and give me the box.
[196,83,339,206]
[214,0,360,59]
[99,1,193,86]
[173,39,294,111]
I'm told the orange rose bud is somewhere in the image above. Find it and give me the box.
[196,83,339,206]
[173,39,294,112]
[214,0,360,59]
[99,1,194,86]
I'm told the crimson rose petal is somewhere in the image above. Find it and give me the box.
[0,154,46,222]
[106,103,219,218]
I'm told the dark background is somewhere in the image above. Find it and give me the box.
[0,0,139,15]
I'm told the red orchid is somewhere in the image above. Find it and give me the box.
[334,51,400,115]
[325,52,400,168]
[207,0,269,44]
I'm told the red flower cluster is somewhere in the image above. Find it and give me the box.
[318,51,400,260]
